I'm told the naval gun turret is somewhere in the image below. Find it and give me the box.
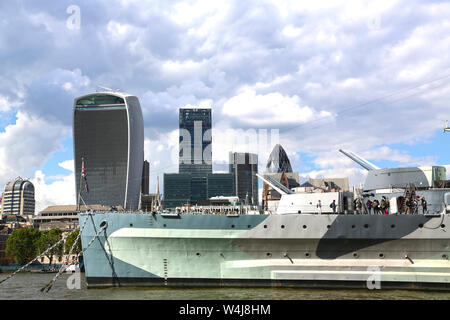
[339,149,446,192]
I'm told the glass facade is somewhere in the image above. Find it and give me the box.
[265,144,293,173]
[1,177,35,216]
[207,173,234,198]
[73,93,144,210]
[163,173,234,208]
[179,108,212,178]
[163,173,191,208]
[229,152,259,205]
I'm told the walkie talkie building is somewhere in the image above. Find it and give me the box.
[73,92,144,210]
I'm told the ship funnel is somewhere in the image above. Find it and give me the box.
[339,149,380,171]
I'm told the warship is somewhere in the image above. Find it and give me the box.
[78,146,450,290]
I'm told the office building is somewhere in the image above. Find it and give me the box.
[266,144,293,173]
[229,152,259,205]
[262,144,299,210]
[142,160,150,195]
[179,107,212,178]
[73,92,144,210]
[1,177,35,217]
[163,173,191,208]
[206,173,234,199]
[164,107,237,208]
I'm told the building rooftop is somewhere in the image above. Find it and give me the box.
[39,204,124,214]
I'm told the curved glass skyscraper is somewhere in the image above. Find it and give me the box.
[265,144,293,173]
[73,92,144,210]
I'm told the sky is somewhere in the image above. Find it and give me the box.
[0,0,449,213]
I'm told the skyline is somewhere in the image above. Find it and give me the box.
[0,1,449,212]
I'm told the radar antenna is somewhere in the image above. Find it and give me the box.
[444,120,450,132]
[97,85,120,92]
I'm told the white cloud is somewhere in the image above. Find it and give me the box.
[0,111,68,185]
[58,160,74,172]
[222,89,334,126]
[31,170,75,213]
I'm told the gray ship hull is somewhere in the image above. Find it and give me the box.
[79,212,450,290]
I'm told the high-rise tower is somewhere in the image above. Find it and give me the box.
[73,92,144,210]
[229,152,259,205]
[1,177,35,217]
[178,107,212,178]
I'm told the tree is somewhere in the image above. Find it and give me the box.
[64,229,81,256]
[38,228,64,268]
[5,228,41,265]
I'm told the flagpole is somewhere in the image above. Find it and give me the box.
[77,157,84,211]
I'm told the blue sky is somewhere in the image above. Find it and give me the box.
[0,0,449,212]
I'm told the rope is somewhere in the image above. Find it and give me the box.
[41,215,104,293]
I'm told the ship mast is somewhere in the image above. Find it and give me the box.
[444,120,450,132]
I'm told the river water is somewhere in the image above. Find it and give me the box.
[1,272,450,300]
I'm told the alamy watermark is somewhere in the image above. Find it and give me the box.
[174,126,280,166]
[66,267,81,290]
[66,5,81,31]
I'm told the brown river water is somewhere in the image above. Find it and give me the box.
[0,272,450,300]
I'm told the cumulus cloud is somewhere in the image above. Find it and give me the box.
[31,170,75,213]
[222,89,333,126]
[0,0,449,209]
[0,111,69,185]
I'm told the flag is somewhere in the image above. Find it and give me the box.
[81,159,89,193]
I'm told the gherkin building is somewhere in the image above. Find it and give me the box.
[265,144,293,173]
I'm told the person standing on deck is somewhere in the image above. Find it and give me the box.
[317,200,322,214]
[366,199,372,214]
[421,196,428,214]
[330,200,336,214]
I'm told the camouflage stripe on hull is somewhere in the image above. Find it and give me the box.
[79,212,450,290]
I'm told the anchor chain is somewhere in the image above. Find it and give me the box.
[0,227,78,285]
[41,218,107,292]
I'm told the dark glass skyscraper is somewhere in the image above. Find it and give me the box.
[229,152,258,205]
[163,107,235,208]
[73,92,144,210]
[266,144,293,173]
[179,107,212,178]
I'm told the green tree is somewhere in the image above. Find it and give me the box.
[5,228,41,265]
[38,228,64,267]
[64,229,81,256]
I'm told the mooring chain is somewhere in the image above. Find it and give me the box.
[41,221,107,292]
[0,227,79,285]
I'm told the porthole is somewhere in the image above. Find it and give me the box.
[281,225,285,229]
[247,225,251,228]
[231,225,235,228]
[364,224,369,228]
[266,252,272,257]
[305,252,310,258]
[351,225,356,229]
[391,224,395,228]
[379,253,385,258]
[353,252,359,258]
[264,225,268,229]
[419,224,424,228]
[129,223,133,227]
[442,224,446,229]
[326,225,331,229]
[163,224,167,227]
[443,254,448,260]
[196,252,200,256]
[302,225,307,229]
